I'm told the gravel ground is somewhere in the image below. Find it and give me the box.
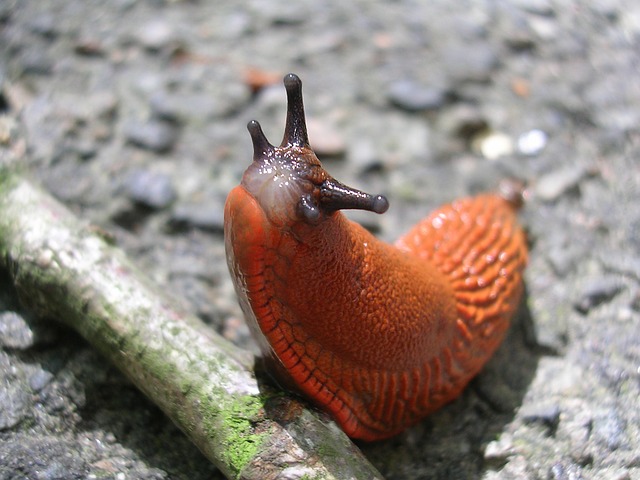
[1,0,640,479]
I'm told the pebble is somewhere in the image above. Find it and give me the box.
[471,130,514,160]
[259,0,308,25]
[535,165,586,201]
[598,252,640,283]
[74,37,105,57]
[592,409,626,450]
[28,369,54,392]
[438,103,487,140]
[0,378,30,431]
[134,19,179,51]
[528,306,568,354]
[545,244,581,276]
[20,50,53,75]
[549,463,585,480]
[347,112,431,170]
[511,0,554,16]
[169,201,225,232]
[387,79,447,112]
[484,434,515,466]
[0,312,34,350]
[442,42,499,83]
[124,120,178,153]
[125,169,177,209]
[574,277,625,314]
[520,402,561,433]
[584,75,640,134]
[27,14,58,38]
[150,92,220,124]
[517,129,548,156]
[307,118,346,156]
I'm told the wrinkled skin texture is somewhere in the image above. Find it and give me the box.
[224,74,528,441]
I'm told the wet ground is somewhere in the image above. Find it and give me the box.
[1,0,639,478]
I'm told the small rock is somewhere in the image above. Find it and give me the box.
[28,369,54,392]
[74,37,105,57]
[440,103,488,140]
[520,402,561,433]
[599,252,640,283]
[511,0,554,16]
[442,42,499,83]
[260,1,307,25]
[0,312,34,350]
[125,169,177,209]
[484,434,515,467]
[347,138,379,171]
[27,14,58,38]
[124,120,178,152]
[545,244,580,276]
[596,469,632,480]
[592,409,626,450]
[135,19,179,51]
[169,201,225,232]
[150,92,220,124]
[307,118,346,156]
[472,130,514,160]
[550,462,585,480]
[574,277,625,314]
[527,307,568,354]
[528,16,559,40]
[0,380,30,430]
[20,50,53,75]
[517,129,548,156]
[535,166,585,201]
[387,80,447,112]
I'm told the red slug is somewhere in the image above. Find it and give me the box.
[224,74,527,441]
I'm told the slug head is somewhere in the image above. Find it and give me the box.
[241,73,389,227]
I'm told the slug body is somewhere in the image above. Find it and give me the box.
[224,74,527,441]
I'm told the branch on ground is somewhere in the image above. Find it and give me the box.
[0,168,383,480]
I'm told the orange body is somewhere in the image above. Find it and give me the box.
[224,74,528,441]
[225,187,526,440]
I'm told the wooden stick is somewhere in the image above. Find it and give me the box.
[0,169,383,480]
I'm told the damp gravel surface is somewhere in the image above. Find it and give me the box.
[1,1,639,479]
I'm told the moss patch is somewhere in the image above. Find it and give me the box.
[202,392,269,479]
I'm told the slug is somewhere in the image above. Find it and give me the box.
[224,74,527,441]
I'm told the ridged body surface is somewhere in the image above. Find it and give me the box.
[225,187,527,440]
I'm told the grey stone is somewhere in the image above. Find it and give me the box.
[442,42,499,83]
[574,277,625,314]
[387,80,447,112]
[307,117,347,156]
[535,166,586,201]
[28,369,54,392]
[550,463,585,480]
[124,120,178,153]
[0,354,30,431]
[520,402,561,433]
[20,49,53,75]
[150,92,220,124]
[27,14,58,38]
[592,409,627,451]
[125,169,177,209]
[599,252,640,283]
[511,0,554,16]
[169,201,225,232]
[0,312,34,349]
[135,18,180,51]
